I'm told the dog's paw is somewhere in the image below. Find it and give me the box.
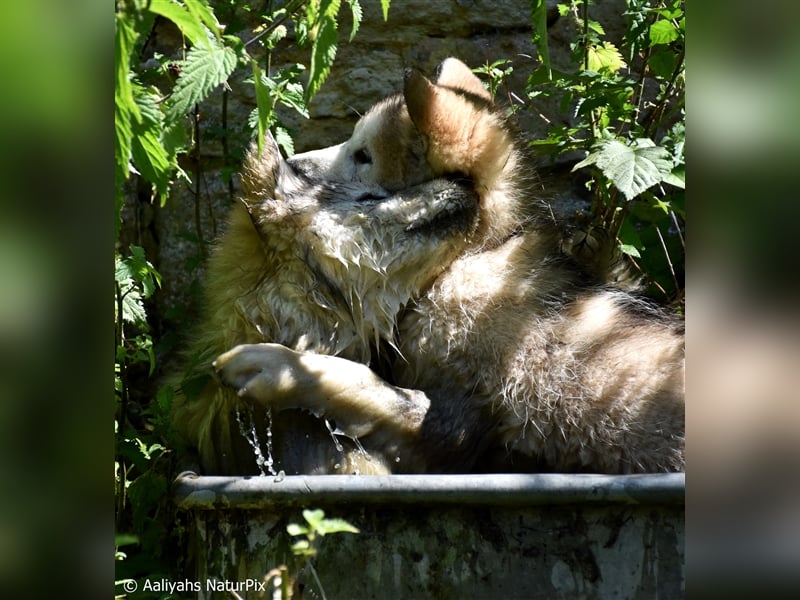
[213,343,316,410]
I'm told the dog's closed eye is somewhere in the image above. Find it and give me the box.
[353,148,372,165]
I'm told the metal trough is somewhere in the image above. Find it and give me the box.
[174,472,684,599]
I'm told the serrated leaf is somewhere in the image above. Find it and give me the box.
[166,39,238,122]
[649,19,679,47]
[115,13,139,193]
[274,126,295,157]
[131,126,171,196]
[346,0,362,41]
[131,85,172,199]
[117,246,162,298]
[162,119,190,160]
[573,139,672,201]
[132,83,163,127]
[251,63,276,154]
[147,0,211,49]
[121,288,147,325]
[585,42,626,75]
[265,24,288,49]
[531,1,552,78]
[278,82,308,117]
[306,15,338,101]
[588,21,605,36]
[183,0,222,39]
[662,165,685,189]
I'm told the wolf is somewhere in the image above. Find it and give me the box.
[171,135,481,474]
[178,58,685,475]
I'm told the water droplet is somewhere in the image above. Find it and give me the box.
[235,405,267,476]
[263,407,277,476]
[351,436,372,462]
[324,419,344,452]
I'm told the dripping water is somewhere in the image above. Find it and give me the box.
[351,435,372,462]
[324,419,344,452]
[263,407,277,477]
[234,405,277,477]
[235,405,266,476]
[324,419,374,473]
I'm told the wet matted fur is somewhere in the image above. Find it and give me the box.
[175,58,684,475]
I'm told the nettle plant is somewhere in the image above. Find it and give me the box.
[114,0,389,591]
[530,0,685,304]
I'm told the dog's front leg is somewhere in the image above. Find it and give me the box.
[214,343,429,440]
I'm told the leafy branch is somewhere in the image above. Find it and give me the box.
[528,0,685,303]
[115,0,391,592]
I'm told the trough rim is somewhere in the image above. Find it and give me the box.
[173,472,685,510]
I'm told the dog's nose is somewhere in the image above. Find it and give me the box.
[287,142,346,180]
[287,157,318,179]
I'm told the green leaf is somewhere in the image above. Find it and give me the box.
[165,38,238,122]
[183,0,222,39]
[115,12,139,201]
[115,534,139,548]
[531,0,552,78]
[573,139,673,201]
[346,0,362,41]
[286,523,310,536]
[120,287,147,325]
[147,0,212,49]
[306,14,339,101]
[588,21,605,36]
[618,243,641,258]
[131,129,172,199]
[662,165,685,189]
[647,47,677,79]
[618,217,644,258]
[299,509,359,535]
[649,19,679,47]
[585,42,626,75]
[380,0,391,20]
[274,126,295,157]
[303,508,325,529]
[131,84,172,199]
[251,63,276,154]
[315,518,360,535]
[290,540,314,556]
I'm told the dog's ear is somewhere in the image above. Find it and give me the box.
[434,57,491,102]
[240,130,287,199]
[404,66,513,192]
[404,66,474,172]
[403,68,439,138]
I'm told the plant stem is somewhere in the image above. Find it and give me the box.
[245,0,309,48]
[193,104,207,258]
